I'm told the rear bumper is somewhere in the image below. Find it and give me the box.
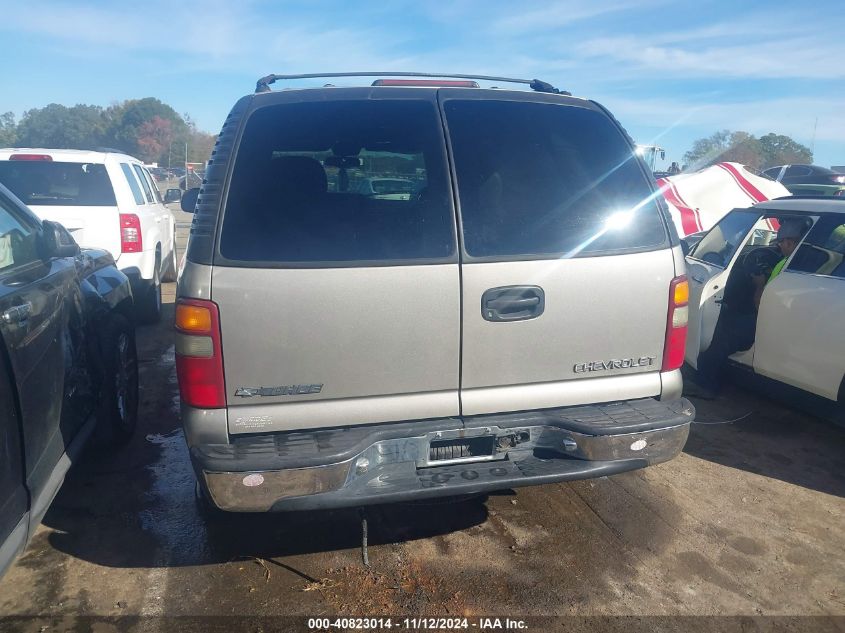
[190,398,694,512]
[115,250,157,283]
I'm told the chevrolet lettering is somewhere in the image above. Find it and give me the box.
[573,357,656,374]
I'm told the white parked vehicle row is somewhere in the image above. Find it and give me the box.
[0,149,177,322]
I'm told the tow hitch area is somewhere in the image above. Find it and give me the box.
[426,430,531,466]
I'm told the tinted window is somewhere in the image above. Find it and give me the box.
[761,167,782,181]
[0,161,116,207]
[220,100,455,264]
[0,195,39,272]
[788,216,845,279]
[690,210,759,268]
[786,165,812,177]
[120,164,145,205]
[444,100,667,258]
[133,164,154,203]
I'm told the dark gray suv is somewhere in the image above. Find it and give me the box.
[176,73,695,513]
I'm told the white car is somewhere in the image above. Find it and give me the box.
[684,197,845,414]
[0,149,177,322]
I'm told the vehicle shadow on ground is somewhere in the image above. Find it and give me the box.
[42,480,490,570]
[39,295,490,569]
[683,381,845,498]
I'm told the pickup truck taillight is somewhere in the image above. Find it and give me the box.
[119,213,142,253]
[662,275,689,371]
[175,299,226,408]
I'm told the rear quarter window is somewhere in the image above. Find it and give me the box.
[132,164,155,203]
[443,100,668,259]
[218,99,456,265]
[120,163,146,205]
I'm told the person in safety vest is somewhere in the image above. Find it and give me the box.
[686,219,806,400]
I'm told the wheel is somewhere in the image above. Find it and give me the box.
[161,244,178,282]
[137,262,162,324]
[93,315,138,447]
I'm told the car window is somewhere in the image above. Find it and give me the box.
[142,168,163,203]
[787,216,845,279]
[786,165,811,177]
[689,210,760,267]
[761,167,782,181]
[132,164,155,204]
[443,100,667,258]
[219,100,456,264]
[0,161,116,207]
[0,195,40,272]
[120,163,146,205]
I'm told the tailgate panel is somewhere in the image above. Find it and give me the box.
[213,265,461,434]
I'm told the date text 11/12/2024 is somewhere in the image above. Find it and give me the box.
[307,617,529,630]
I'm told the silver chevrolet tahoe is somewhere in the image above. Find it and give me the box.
[176,72,695,513]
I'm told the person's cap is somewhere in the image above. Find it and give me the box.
[777,219,804,241]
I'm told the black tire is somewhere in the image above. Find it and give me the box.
[137,262,162,324]
[94,315,139,447]
[161,244,178,282]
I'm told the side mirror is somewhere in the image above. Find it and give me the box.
[164,188,182,203]
[680,239,691,257]
[41,220,80,259]
[181,187,200,213]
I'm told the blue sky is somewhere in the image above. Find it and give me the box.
[2,0,844,169]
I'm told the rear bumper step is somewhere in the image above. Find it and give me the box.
[191,398,694,512]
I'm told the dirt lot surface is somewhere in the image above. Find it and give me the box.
[0,213,843,633]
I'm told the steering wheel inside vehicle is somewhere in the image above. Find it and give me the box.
[741,246,782,278]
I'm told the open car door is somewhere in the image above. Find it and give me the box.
[684,209,761,368]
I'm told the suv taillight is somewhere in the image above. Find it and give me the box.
[175,299,226,408]
[662,275,689,371]
[119,214,142,253]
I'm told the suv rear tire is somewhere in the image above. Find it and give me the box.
[93,314,139,447]
[137,263,162,324]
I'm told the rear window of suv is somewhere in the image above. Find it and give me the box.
[0,161,116,207]
[219,100,456,265]
[444,100,667,258]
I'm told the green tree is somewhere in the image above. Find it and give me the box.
[721,131,763,170]
[6,98,217,167]
[136,116,174,164]
[182,114,216,165]
[684,130,812,171]
[758,133,812,168]
[682,130,732,169]
[0,112,16,146]
[16,104,107,149]
[104,98,188,161]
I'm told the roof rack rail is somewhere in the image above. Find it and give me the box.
[772,194,845,200]
[255,72,570,96]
